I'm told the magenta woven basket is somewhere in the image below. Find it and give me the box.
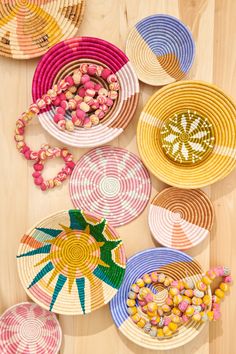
[32,36,139,147]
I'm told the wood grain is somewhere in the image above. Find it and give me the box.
[0,1,235,353]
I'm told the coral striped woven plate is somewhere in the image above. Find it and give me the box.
[32,36,139,147]
[17,210,126,315]
[0,0,85,59]
[0,302,62,353]
[110,248,210,350]
[148,187,214,250]
[126,14,195,86]
[69,146,151,227]
[137,81,236,188]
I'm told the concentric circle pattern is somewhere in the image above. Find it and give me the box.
[148,187,214,250]
[17,210,126,315]
[0,302,62,353]
[32,37,139,147]
[110,248,211,350]
[137,81,236,188]
[126,14,195,86]
[0,0,85,59]
[69,146,151,227]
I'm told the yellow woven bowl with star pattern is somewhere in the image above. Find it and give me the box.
[137,81,236,188]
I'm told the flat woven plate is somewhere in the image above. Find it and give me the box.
[17,210,126,315]
[32,36,139,147]
[0,302,62,353]
[69,146,151,227]
[126,14,195,86]
[148,187,214,250]
[110,248,210,350]
[0,0,85,59]
[137,81,236,188]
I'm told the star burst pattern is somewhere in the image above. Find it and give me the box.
[17,210,126,314]
[160,111,215,164]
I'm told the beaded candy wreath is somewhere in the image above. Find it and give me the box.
[17,209,126,315]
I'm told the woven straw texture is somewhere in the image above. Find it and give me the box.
[137,80,236,188]
[149,187,214,250]
[32,36,139,147]
[0,302,62,353]
[69,146,151,227]
[17,210,126,315]
[0,0,85,59]
[126,14,195,86]
[110,248,211,350]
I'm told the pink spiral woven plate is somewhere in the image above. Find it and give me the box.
[148,187,214,250]
[69,146,151,227]
[32,37,139,147]
[0,302,62,354]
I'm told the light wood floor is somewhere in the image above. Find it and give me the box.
[0,1,235,353]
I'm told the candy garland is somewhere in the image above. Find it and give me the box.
[14,78,76,191]
[127,266,232,338]
[14,64,120,191]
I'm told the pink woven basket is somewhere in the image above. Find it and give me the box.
[32,37,139,147]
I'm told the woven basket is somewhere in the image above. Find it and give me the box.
[0,302,62,353]
[69,146,151,227]
[0,0,85,59]
[17,210,126,315]
[110,248,211,350]
[149,187,214,250]
[137,81,236,188]
[32,36,139,147]
[126,14,195,86]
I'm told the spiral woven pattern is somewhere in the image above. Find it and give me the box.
[126,14,195,86]
[0,302,62,353]
[110,248,211,350]
[17,210,126,315]
[148,187,214,250]
[69,146,151,227]
[0,0,85,59]
[32,37,139,147]
[137,81,236,188]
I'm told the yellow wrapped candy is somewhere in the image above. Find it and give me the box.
[168,322,178,332]
[215,288,225,299]
[137,318,146,328]
[202,276,212,285]
[192,313,201,322]
[136,278,145,287]
[126,299,136,307]
[157,328,164,337]
[147,311,156,318]
[173,294,182,305]
[207,311,214,321]
[172,307,181,316]
[162,304,171,312]
[163,326,172,336]
[169,287,179,296]
[147,302,158,312]
[203,295,211,306]
[171,315,181,324]
[127,307,137,315]
[220,282,229,292]
[185,306,195,317]
[192,297,202,306]
[131,313,140,323]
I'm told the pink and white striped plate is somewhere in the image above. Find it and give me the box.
[0,302,62,354]
[148,187,214,250]
[69,146,151,227]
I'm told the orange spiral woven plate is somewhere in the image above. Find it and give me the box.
[148,187,214,250]
[137,81,236,188]
[0,0,85,59]
[17,209,126,315]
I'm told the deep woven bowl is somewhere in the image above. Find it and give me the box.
[17,210,126,315]
[69,146,151,227]
[32,36,139,147]
[126,14,195,86]
[137,81,236,188]
[149,187,214,250]
[110,248,211,350]
[0,0,85,59]
[0,302,62,353]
